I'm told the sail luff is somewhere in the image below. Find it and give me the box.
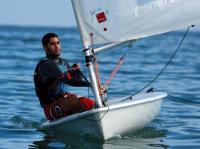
[71,0,104,107]
[71,0,89,49]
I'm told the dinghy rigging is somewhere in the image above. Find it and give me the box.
[40,1,200,140]
[123,26,192,101]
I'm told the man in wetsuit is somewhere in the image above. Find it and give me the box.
[34,33,95,121]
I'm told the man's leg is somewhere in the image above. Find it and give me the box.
[79,97,95,111]
[45,94,83,120]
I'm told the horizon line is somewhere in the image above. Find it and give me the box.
[0,23,77,29]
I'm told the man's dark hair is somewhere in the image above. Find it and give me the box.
[42,33,59,46]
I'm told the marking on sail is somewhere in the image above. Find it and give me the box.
[96,12,107,23]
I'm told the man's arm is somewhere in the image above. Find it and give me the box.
[61,70,91,87]
[39,59,90,87]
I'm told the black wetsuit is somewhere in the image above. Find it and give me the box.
[34,56,90,107]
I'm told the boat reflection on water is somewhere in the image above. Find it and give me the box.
[31,127,167,149]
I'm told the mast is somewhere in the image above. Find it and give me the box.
[71,0,103,107]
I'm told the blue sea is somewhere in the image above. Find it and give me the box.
[0,25,200,149]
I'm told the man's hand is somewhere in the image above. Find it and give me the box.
[72,63,80,70]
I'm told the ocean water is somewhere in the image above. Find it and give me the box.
[0,25,200,149]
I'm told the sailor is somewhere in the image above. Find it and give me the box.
[34,33,95,121]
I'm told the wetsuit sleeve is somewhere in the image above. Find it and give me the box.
[62,70,91,87]
[39,59,90,87]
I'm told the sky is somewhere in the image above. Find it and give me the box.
[0,0,199,31]
[0,0,76,27]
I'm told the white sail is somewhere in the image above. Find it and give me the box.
[71,0,200,47]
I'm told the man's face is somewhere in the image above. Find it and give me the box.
[44,37,61,57]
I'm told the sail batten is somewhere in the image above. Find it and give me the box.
[72,0,200,47]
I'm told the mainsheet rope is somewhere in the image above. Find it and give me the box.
[122,26,192,101]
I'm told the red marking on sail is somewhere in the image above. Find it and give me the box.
[96,12,107,23]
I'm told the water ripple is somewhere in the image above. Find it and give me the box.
[0,26,200,148]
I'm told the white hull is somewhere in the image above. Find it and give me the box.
[40,91,167,140]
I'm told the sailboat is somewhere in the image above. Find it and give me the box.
[40,0,200,140]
